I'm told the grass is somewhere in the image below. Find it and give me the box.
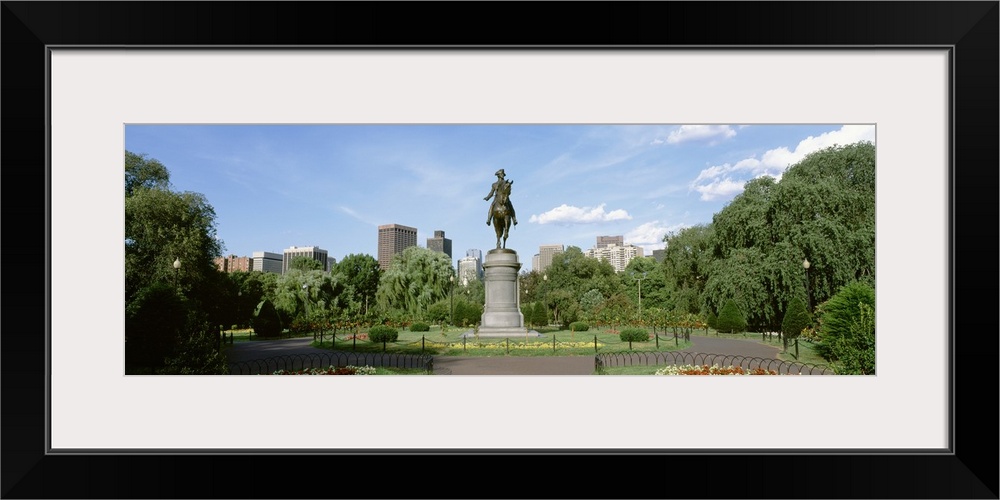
[303,324,692,357]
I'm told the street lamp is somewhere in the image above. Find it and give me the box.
[449,274,455,326]
[802,258,812,312]
[632,272,647,323]
[172,258,181,288]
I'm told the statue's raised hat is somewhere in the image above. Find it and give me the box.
[495,168,506,177]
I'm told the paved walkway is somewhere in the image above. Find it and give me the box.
[225,334,782,375]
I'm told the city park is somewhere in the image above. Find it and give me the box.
[125,141,876,376]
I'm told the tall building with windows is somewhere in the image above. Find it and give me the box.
[458,256,481,283]
[252,251,282,273]
[214,254,252,273]
[596,235,624,248]
[584,243,644,273]
[537,244,564,273]
[378,223,418,270]
[282,245,330,273]
[427,230,453,259]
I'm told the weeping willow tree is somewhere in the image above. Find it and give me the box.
[702,141,876,331]
[375,246,454,320]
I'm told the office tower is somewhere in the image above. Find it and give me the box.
[537,244,564,273]
[252,251,283,273]
[584,243,644,273]
[427,230,453,259]
[596,235,624,248]
[378,223,418,270]
[282,245,330,273]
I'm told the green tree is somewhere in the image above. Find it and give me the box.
[375,246,454,319]
[828,302,876,375]
[252,299,283,338]
[531,302,548,327]
[125,150,170,197]
[125,151,226,373]
[781,297,812,351]
[661,224,714,314]
[289,255,323,272]
[814,281,876,363]
[335,253,382,317]
[269,269,345,327]
[716,299,747,334]
[125,283,188,372]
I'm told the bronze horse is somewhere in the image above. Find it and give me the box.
[488,181,514,249]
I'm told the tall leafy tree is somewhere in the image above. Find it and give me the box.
[335,253,382,317]
[661,224,714,314]
[125,150,170,197]
[375,246,454,319]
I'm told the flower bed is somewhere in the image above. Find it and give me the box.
[271,365,376,375]
[654,364,779,375]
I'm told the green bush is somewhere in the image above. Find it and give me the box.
[619,328,650,343]
[815,281,876,369]
[252,299,283,338]
[569,321,589,332]
[368,325,399,343]
[410,322,430,332]
[706,311,718,330]
[716,299,747,333]
[781,297,811,339]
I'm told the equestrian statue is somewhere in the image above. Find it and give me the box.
[484,168,518,249]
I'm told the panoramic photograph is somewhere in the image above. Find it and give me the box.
[124,124,876,376]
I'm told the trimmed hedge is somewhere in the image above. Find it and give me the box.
[619,328,650,342]
[569,321,589,332]
[368,325,399,343]
[410,322,430,332]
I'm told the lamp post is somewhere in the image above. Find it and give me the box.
[802,258,812,312]
[449,274,455,326]
[632,272,647,323]
[172,257,181,289]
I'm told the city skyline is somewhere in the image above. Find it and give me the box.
[125,124,875,266]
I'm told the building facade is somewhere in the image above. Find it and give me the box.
[537,244,565,273]
[596,235,624,248]
[457,256,481,283]
[427,230,453,259]
[214,254,252,273]
[584,243,644,273]
[252,251,283,273]
[282,245,330,273]
[378,223,418,270]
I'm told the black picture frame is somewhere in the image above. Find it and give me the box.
[3,2,997,498]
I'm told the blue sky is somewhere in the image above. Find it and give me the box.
[125,124,875,270]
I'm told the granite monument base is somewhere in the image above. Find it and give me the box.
[475,248,540,338]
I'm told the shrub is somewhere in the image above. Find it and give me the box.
[368,325,399,343]
[619,328,650,343]
[815,281,875,362]
[781,297,811,340]
[706,311,718,330]
[569,321,589,332]
[716,299,747,333]
[410,322,430,332]
[252,299,283,338]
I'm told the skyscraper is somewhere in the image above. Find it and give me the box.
[378,223,418,270]
[252,251,282,273]
[427,230,453,259]
[537,244,564,273]
[585,243,644,273]
[596,235,624,248]
[282,246,329,273]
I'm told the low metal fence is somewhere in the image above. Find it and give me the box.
[228,351,434,375]
[594,351,833,375]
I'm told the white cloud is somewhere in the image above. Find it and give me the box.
[529,203,632,225]
[689,125,874,201]
[625,221,689,252]
[666,125,737,145]
[693,178,747,201]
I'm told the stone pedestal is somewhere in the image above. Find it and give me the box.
[476,249,537,337]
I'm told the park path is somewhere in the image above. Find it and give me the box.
[224,334,781,375]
